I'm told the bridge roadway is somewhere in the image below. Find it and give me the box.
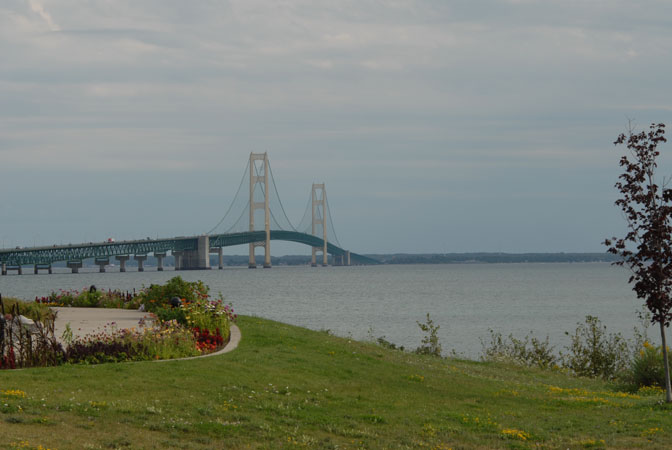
[0,231,378,274]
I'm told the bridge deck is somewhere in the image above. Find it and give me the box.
[0,231,378,267]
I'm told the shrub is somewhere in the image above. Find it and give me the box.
[561,315,630,379]
[153,306,188,325]
[41,289,141,309]
[136,277,209,311]
[481,330,558,369]
[630,342,666,388]
[376,336,405,351]
[415,313,442,357]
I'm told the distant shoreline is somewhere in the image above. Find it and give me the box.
[44,252,620,268]
[367,252,620,265]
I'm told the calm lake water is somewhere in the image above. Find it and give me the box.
[0,263,651,358]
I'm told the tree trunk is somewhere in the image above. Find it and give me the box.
[660,321,672,402]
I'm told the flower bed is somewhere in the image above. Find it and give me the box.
[36,288,141,309]
[1,277,236,369]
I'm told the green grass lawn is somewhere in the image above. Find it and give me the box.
[1,316,671,449]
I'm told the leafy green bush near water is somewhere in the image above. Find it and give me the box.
[38,289,141,309]
[373,310,666,390]
[135,276,235,348]
[136,276,210,310]
[478,314,666,390]
[561,315,630,379]
[630,342,666,388]
[481,330,558,370]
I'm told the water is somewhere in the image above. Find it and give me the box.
[0,263,651,358]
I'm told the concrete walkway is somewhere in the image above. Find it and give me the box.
[50,307,241,358]
[51,307,152,340]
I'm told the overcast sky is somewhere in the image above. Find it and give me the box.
[1,0,672,254]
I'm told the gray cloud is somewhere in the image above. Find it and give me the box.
[1,1,671,252]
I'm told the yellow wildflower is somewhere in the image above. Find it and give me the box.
[2,389,27,398]
[501,428,530,441]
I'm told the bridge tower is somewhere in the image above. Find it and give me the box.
[311,183,328,267]
[249,152,271,268]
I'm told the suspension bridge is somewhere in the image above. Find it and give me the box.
[0,153,378,275]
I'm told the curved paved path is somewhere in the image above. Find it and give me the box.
[51,307,240,358]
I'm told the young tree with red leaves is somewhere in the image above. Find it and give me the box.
[605,122,672,402]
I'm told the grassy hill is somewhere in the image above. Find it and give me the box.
[1,316,671,449]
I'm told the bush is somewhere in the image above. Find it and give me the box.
[630,342,666,388]
[561,315,630,380]
[137,277,209,311]
[41,289,141,309]
[376,336,405,351]
[415,313,442,357]
[481,330,558,369]
[153,306,188,325]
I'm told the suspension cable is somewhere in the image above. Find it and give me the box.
[296,193,312,233]
[206,160,250,235]
[325,194,342,247]
[268,161,297,231]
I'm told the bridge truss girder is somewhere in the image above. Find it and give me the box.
[0,238,197,266]
[209,230,377,264]
[0,231,378,267]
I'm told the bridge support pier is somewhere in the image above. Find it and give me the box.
[311,249,328,267]
[116,255,129,272]
[134,255,147,272]
[346,251,351,266]
[34,264,52,274]
[210,247,223,269]
[180,236,210,270]
[173,251,183,270]
[4,265,22,275]
[155,252,166,271]
[67,261,82,274]
[248,249,256,269]
[249,242,272,268]
[95,258,109,273]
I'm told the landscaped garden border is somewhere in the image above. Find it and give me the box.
[0,277,237,369]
